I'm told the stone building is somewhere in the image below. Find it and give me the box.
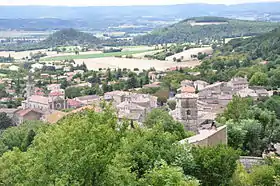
[14,109,43,125]
[180,125,227,147]
[22,95,67,112]
[172,93,199,132]
[227,77,249,92]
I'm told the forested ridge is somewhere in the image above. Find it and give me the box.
[0,29,101,51]
[134,17,280,44]
[223,27,280,60]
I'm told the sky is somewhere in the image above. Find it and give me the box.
[1,0,280,6]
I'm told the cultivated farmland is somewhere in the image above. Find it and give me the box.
[75,57,201,71]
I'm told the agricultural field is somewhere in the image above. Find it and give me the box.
[224,36,252,43]
[42,50,152,61]
[165,47,213,61]
[75,57,201,71]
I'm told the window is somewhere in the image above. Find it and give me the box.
[187,110,191,116]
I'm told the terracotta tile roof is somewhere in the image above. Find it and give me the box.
[45,111,67,124]
[28,95,50,105]
[35,91,45,96]
[49,91,64,97]
[70,105,102,114]
[67,99,83,107]
[179,86,196,93]
[16,109,43,117]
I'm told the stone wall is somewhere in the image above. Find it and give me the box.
[239,156,264,171]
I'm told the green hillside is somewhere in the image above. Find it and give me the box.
[42,28,101,47]
[134,17,280,45]
[222,27,280,60]
[0,29,101,52]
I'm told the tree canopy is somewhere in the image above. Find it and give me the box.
[0,107,239,185]
[134,17,279,45]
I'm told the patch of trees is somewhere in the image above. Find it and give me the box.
[134,17,279,45]
[103,47,122,53]
[217,96,280,157]
[0,107,239,185]
[0,55,14,63]
[223,27,280,61]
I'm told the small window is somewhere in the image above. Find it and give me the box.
[187,110,191,115]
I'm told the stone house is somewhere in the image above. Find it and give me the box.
[47,84,61,91]
[180,80,194,87]
[117,101,146,123]
[180,125,227,147]
[255,89,269,97]
[227,77,249,92]
[14,109,43,125]
[104,91,130,104]
[22,95,67,113]
[194,80,209,91]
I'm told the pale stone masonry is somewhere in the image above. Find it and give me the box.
[172,93,199,132]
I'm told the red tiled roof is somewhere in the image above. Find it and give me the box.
[180,86,196,93]
[67,99,83,107]
[16,109,33,117]
[49,91,64,96]
[28,95,50,104]
[35,91,45,96]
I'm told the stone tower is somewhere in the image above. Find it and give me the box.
[26,72,34,98]
[175,93,198,132]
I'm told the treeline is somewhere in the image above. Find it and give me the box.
[134,17,280,45]
[222,27,280,61]
[0,55,14,63]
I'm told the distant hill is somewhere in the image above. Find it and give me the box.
[133,17,280,45]
[1,3,280,30]
[42,28,100,47]
[223,27,280,60]
[0,18,88,31]
[0,29,101,51]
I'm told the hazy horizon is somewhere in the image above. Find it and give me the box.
[1,0,280,6]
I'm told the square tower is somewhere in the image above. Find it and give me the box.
[175,93,198,132]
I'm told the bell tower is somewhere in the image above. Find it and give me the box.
[26,72,34,98]
[175,93,198,132]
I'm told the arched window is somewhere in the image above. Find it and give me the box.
[187,110,191,116]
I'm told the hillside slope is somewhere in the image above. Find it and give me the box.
[0,29,101,51]
[134,17,280,44]
[42,28,100,47]
[222,27,280,60]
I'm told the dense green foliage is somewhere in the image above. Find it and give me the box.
[144,108,191,140]
[223,27,280,60]
[218,96,280,156]
[189,145,239,186]
[230,159,280,186]
[0,121,48,155]
[0,113,14,130]
[134,17,280,45]
[0,107,239,185]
